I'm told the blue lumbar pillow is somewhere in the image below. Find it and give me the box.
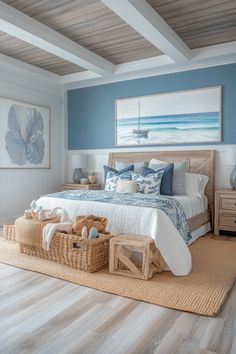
[142,163,174,196]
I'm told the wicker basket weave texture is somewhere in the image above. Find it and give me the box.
[3,225,16,241]
[20,232,112,273]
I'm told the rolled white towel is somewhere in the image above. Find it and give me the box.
[42,222,72,250]
[47,207,71,223]
[37,206,73,250]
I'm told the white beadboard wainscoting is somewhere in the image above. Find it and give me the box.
[67,145,235,189]
[0,70,65,225]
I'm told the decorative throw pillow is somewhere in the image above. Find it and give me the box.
[149,158,168,169]
[185,173,209,197]
[104,171,132,192]
[131,171,164,195]
[116,180,138,193]
[115,161,149,174]
[103,165,134,182]
[148,159,187,195]
[142,163,174,196]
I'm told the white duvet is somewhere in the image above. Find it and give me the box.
[37,195,207,276]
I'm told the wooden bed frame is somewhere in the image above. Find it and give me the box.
[108,150,215,232]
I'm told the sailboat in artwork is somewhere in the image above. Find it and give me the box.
[133,100,149,138]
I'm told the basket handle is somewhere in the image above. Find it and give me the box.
[72,242,85,250]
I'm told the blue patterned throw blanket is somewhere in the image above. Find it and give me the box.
[46,190,192,244]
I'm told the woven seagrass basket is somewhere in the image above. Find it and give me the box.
[20,232,113,273]
[2,225,16,241]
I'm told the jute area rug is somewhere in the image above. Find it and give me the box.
[0,237,236,317]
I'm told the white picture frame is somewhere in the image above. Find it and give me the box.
[115,86,222,147]
[0,97,50,168]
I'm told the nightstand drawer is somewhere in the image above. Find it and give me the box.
[220,215,236,228]
[221,198,236,210]
[215,189,236,235]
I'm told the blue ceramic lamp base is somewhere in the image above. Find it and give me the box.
[230,165,236,189]
[73,168,84,184]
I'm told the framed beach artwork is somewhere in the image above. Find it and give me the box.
[0,97,50,168]
[115,86,222,146]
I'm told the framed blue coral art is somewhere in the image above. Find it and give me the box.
[0,97,50,168]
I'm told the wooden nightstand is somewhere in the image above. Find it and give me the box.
[214,189,236,235]
[60,183,101,191]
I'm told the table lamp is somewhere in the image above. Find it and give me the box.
[225,146,236,189]
[71,154,88,183]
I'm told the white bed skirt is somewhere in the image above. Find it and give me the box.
[37,196,192,276]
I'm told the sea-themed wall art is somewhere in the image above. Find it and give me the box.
[0,97,50,168]
[115,86,222,146]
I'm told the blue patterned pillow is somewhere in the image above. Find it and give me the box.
[142,163,174,196]
[103,165,134,182]
[131,171,164,195]
[104,171,132,192]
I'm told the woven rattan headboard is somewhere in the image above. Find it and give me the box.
[108,150,215,222]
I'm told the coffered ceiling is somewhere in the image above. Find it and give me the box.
[1,0,162,68]
[0,0,235,87]
[147,0,236,48]
[0,31,84,75]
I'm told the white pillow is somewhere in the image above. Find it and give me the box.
[116,180,137,193]
[185,173,209,197]
[149,158,168,169]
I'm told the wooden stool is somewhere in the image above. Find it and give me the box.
[109,234,164,280]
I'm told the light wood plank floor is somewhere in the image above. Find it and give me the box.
[0,233,236,354]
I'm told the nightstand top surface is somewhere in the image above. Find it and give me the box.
[215,189,236,194]
[64,183,100,187]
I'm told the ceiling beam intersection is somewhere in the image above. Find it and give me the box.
[0,2,115,76]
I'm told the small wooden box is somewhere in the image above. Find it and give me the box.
[109,234,164,280]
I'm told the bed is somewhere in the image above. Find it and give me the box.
[37,150,215,276]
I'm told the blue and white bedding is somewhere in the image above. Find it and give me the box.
[37,190,196,276]
[46,190,192,244]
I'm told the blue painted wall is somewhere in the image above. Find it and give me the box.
[68,63,236,150]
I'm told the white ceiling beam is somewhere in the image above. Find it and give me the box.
[63,41,236,89]
[60,71,100,84]
[191,41,236,61]
[0,2,115,76]
[115,55,174,73]
[60,55,174,84]
[101,0,192,63]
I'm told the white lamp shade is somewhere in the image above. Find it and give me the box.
[225,147,236,166]
[71,154,87,169]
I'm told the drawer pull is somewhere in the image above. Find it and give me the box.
[235,220,236,224]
